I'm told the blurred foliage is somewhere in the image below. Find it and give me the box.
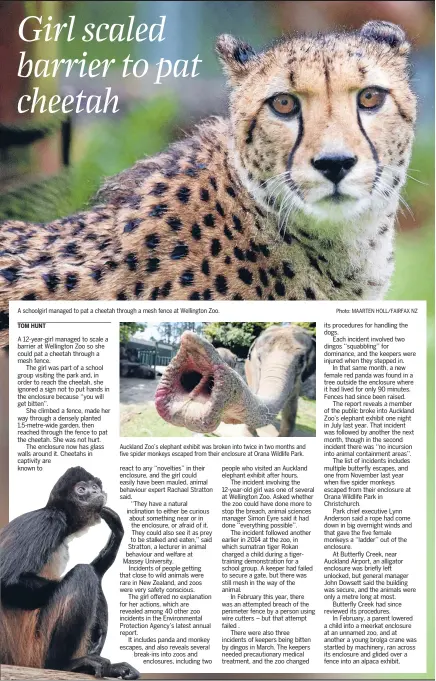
[388,223,434,308]
[0,170,72,222]
[401,133,435,226]
[57,1,276,74]
[204,322,316,357]
[387,221,435,469]
[158,322,203,345]
[387,127,435,365]
[120,322,146,344]
[204,322,279,358]
[386,130,434,317]
[294,322,316,336]
[59,1,137,62]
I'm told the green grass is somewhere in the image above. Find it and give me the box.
[293,397,317,435]
[121,403,193,437]
[120,398,316,438]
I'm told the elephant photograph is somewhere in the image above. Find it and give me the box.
[119,322,316,437]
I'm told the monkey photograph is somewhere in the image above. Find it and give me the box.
[0,466,139,679]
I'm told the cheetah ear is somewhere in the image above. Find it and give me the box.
[360,21,410,55]
[216,34,257,84]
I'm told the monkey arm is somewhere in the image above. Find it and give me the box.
[0,508,67,610]
[1,572,59,609]
[91,507,124,578]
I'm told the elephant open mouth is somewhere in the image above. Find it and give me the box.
[179,369,214,398]
[154,329,314,434]
[155,332,245,433]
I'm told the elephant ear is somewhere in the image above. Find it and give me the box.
[302,336,316,383]
[246,336,257,361]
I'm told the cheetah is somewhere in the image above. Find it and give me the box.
[0,21,416,347]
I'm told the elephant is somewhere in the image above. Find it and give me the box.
[155,325,316,436]
[244,326,315,436]
[216,347,238,368]
[216,347,246,379]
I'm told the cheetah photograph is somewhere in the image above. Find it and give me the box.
[119,322,316,437]
[0,1,433,351]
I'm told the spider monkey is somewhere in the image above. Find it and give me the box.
[0,467,139,679]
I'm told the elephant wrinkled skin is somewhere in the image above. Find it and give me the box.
[155,325,315,436]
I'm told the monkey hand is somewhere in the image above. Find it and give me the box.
[100,506,123,533]
[66,655,139,679]
[107,661,140,679]
[65,655,111,678]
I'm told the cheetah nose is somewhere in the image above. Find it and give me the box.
[311,154,357,184]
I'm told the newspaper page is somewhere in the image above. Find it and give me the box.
[4,298,430,679]
[0,2,434,681]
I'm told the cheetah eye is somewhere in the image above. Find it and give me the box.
[357,87,388,111]
[268,93,300,118]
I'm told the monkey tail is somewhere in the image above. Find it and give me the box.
[0,604,46,667]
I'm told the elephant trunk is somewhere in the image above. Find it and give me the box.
[155,332,301,433]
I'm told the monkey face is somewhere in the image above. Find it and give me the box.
[71,478,107,528]
[47,467,108,532]
[74,479,107,509]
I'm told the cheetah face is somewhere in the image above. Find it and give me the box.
[217,21,416,228]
